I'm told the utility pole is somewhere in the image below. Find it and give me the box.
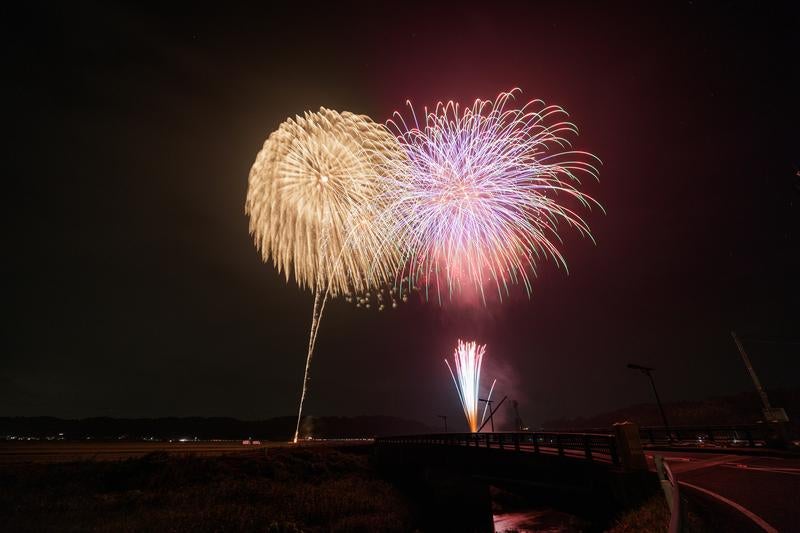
[479,398,494,432]
[477,396,507,433]
[731,331,787,423]
[627,363,671,439]
[436,415,448,433]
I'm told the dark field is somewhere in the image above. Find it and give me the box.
[0,444,413,532]
[0,441,280,463]
[0,440,375,464]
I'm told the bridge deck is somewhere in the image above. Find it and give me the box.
[377,431,620,465]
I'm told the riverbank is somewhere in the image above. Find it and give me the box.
[0,445,413,532]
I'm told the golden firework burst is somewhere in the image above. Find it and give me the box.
[246,107,403,297]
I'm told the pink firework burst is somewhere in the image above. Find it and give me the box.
[382,89,602,304]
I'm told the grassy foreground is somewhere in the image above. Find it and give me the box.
[0,445,413,532]
[605,493,669,533]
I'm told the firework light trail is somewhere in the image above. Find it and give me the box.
[380,88,602,304]
[445,340,496,432]
[246,108,404,443]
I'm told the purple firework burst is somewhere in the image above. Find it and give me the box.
[381,89,603,304]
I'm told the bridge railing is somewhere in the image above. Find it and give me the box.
[541,424,776,448]
[639,424,770,447]
[376,432,619,465]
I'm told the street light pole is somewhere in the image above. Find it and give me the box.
[731,331,788,424]
[731,332,771,411]
[628,363,671,440]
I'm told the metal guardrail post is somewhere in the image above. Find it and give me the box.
[655,454,682,533]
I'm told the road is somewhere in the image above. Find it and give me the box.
[648,451,800,532]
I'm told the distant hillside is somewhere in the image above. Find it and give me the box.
[0,415,433,441]
[542,388,800,430]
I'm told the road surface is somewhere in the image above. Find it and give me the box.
[649,451,800,532]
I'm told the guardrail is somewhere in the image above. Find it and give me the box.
[376,432,620,465]
[640,425,770,447]
[542,424,777,448]
[655,454,682,533]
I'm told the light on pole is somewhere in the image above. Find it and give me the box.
[627,363,671,440]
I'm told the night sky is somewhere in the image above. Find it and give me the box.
[5,2,799,429]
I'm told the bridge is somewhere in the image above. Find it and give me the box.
[375,424,650,531]
[374,423,799,532]
[378,430,622,464]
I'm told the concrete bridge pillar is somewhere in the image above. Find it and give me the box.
[613,421,647,470]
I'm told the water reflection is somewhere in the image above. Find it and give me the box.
[493,509,588,532]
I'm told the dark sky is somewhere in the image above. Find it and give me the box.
[5,2,799,429]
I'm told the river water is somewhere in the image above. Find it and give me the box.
[493,509,589,532]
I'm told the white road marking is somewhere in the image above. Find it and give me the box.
[720,463,800,476]
[669,455,747,474]
[646,454,691,462]
[678,481,779,533]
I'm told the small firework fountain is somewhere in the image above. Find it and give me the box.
[445,340,497,432]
